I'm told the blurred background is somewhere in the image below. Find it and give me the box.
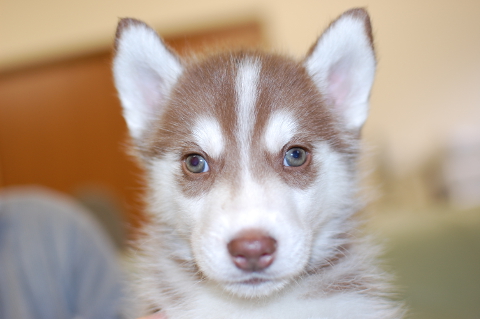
[0,0,479,318]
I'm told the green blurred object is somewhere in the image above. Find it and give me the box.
[382,207,480,319]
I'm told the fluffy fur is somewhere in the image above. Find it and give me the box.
[113,8,404,319]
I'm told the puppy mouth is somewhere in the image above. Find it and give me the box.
[231,272,274,286]
[239,278,269,285]
[222,276,289,297]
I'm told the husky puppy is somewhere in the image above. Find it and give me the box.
[113,8,403,319]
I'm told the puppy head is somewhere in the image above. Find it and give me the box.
[113,8,375,298]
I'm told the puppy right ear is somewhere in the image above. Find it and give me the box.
[304,9,376,132]
[113,18,183,141]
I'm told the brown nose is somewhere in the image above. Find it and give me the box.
[227,230,277,272]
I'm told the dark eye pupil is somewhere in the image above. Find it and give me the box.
[291,150,301,159]
[189,156,200,167]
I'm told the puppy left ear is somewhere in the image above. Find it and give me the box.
[113,18,183,141]
[304,8,376,131]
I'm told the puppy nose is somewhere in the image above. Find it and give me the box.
[227,230,277,272]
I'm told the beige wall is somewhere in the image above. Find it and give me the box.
[1,0,479,174]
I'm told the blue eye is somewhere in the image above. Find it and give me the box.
[185,155,209,173]
[283,148,307,167]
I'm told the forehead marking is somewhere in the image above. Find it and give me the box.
[192,117,224,158]
[235,58,261,161]
[263,110,298,154]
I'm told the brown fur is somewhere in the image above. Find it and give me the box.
[136,50,360,197]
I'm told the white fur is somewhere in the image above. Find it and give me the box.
[304,13,376,130]
[192,117,224,159]
[263,110,298,154]
[235,57,261,162]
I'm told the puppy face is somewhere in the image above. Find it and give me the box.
[143,53,356,296]
[113,9,375,298]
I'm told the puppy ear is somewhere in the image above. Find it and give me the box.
[113,18,183,140]
[304,8,376,131]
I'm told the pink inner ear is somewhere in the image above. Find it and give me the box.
[327,61,352,112]
[136,67,164,118]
